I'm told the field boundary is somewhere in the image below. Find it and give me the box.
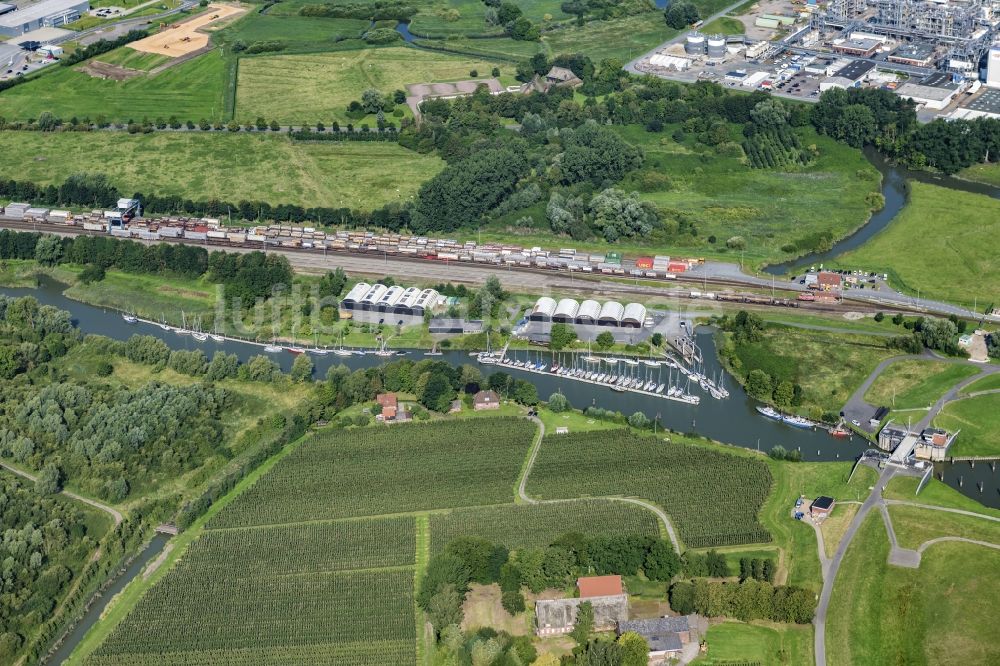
[223,55,238,120]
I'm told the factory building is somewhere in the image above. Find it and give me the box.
[340,282,439,324]
[887,42,937,67]
[988,45,1000,89]
[832,38,882,57]
[0,0,90,37]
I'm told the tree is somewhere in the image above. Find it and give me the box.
[547,392,570,413]
[595,331,615,350]
[549,322,577,351]
[664,1,699,29]
[513,378,538,405]
[290,353,314,382]
[650,332,664,347]
[570,601,594,646]
[706,549,729,577]
[420,372,457,412]
[745,369,773,401]
[36,464,63,495]
[427,584,465,636]
[643,540,681,581]
[628,411,650,429]
[773,380,794,407]
[34,234,64,266]
[501,590,526,615]
[418,553,471,610]
[361,88,386,114]
[669,580,695,614]
[618,631,650,666]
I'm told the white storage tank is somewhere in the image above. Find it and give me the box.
[707,34,727,59]
[685,32,706,56]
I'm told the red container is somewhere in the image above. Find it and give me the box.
[667,262,687,273]
[635,257,654,269]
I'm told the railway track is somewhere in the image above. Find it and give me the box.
[0,218,910,318]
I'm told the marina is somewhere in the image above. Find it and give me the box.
[3,277,997,509]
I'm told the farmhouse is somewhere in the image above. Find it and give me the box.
[535,576,629,636]
[376,393,398,420]
[617,615,696,663]
[473,390,500,411]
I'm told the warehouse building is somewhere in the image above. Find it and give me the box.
[895,72,964,110]
[340,282,439,324]
[0,0,90,37]
[887,43,936,68]
[529,296,648,328]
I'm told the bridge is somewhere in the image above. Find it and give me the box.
[889,434,919,464]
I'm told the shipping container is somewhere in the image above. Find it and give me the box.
[184,231,208,241]
[667,262,688,273]
[605,251,622,265]
[207,230,227,240]
[636,257,654,269]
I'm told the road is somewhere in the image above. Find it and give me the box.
[518,416,681,551]
[813,464,896,666]
[0,460,123,526]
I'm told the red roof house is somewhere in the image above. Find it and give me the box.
[577,575,624,599]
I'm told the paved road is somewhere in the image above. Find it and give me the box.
[813,464,896,666]
[0,461,124,526]
[916,536,1000,555]
[518,416,681,551]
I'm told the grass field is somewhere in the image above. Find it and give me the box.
[0,50,228,122]
[209,419,536,528]
[429,500,663,553]
[833,182,1000,308]
[235,47,507,124]
[219,12,370,52]
[934,393,1000,457]
[826,512,1000,666]
[958,162,1000,187]
[884,476,1000,518]
[759,461,875,592]
[961,372,1000,394]
[863,360,980,410]
[94,47,171,71]
[0,130,442,209]
[700,16,746,34]
[888,503,1000,551]
[726,325,897,419]
[525,429,774,548]
[691,621,813,665]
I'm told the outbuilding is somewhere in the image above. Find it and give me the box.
[530,296,557,322]
[553,298,580,323]
[810,496,835,518]
[473,390,500,411]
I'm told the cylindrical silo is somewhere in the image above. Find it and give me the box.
[707,34,727,58]
[685,32,706,56]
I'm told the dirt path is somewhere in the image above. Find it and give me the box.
[0,460,123,526]
[517,416,681,551]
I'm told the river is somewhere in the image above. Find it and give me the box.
[762,147,1000,275]
[3,279,996,509]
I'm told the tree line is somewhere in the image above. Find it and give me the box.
[669,577,816,624]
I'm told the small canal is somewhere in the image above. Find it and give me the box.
[3,279,996,509]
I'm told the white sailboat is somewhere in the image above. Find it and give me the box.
[333,330,352,357]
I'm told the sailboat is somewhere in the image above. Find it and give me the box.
[121,310,138,324]
[333,330,352,357]
[583,342,600,364]
[263,328,281,353]
[158,313,171,331]
[285,326,305,355]
[191,317,208,342]
[210,320,225,343]
[374,338,393,357]
[310,333,330,356]
[424,341,443,356]
[175,312,190,335]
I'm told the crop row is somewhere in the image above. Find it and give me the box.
[209,419,536,528]
[196,516,416,574]
[85,640,415,666]
[429,499,662,554]
[89,568,415,660]
[525,430,774,548]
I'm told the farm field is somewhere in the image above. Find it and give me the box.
[832,182,1000,308]
[863,360,980,410]
[0,50,229,122]
[935,393,1000,457]
[209,419,537,528]
[234,47,508,125]
[825,513,1000,666]
[691,621,813,665]
[0,130,442,209]
[429,499,662,553]
[92,47,171,72]
[725,325,897,419]
[524,429,774,548]
[540,13,676,62]
[218,12,370,52]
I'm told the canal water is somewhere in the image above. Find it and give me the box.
[762,147,1000,275]
[3,279,996,508]
[47,534,170,666]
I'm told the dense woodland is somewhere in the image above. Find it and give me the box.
[0,473,104,662]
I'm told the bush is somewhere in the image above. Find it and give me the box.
[95,361,114,376]
[501,590,525,615]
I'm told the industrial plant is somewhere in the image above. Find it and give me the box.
[636,0,1000,119]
